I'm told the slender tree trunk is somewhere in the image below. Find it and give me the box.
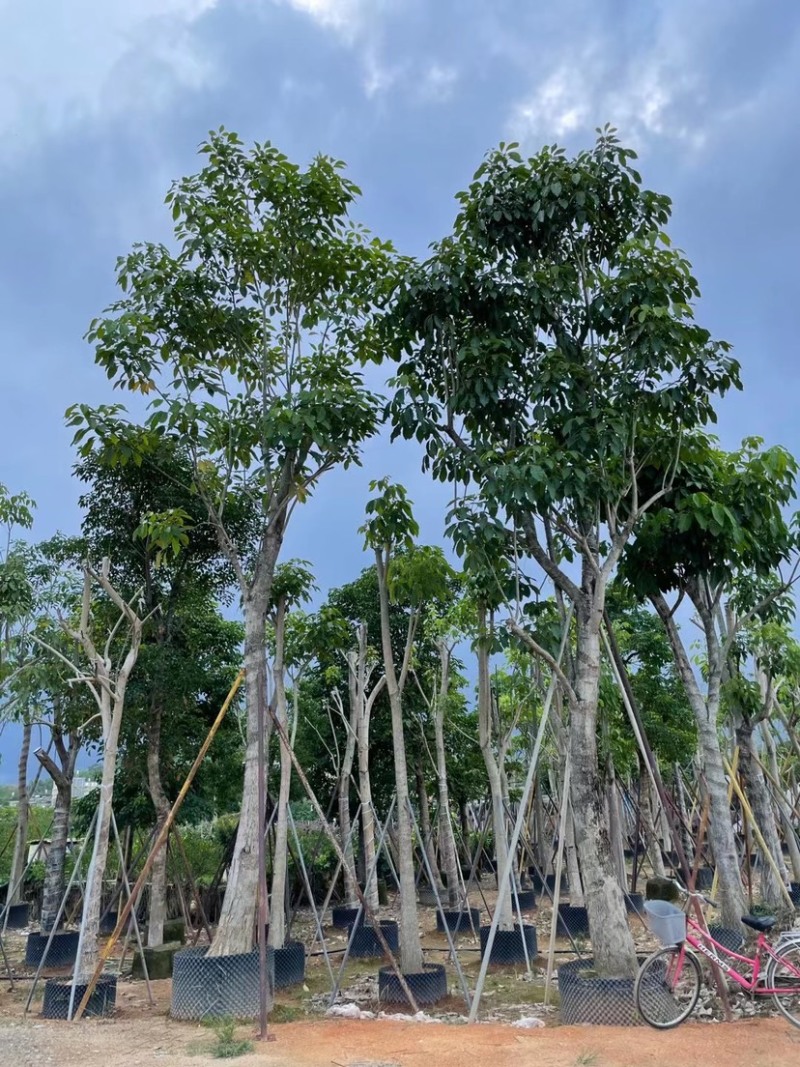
[356,688,379,910]
[338,688,359,908]
[9,720,31,905]
[639,771,666,878]
[551,690,583,904]
[763,722,800,882]
[433,642,459,906]
[36,733,79,935]
[375,553,424,974]
[477,608,514,930]
[736,720,789,912]
[415,756,441,888]
[674,766,695,870]
[211,593,269,957]
[652,593,745,929]
[268,603,292,950]
[568,596,637,978]
[146,698,170,948]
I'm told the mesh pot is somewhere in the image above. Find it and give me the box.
[25,931,79,968]
[99,910,130,936]
[378,962,447,1006]
[625,893,645,914]
[789,882,800,907]
[556,905,590,938]
[558,957,638,1025]
[348,920,399,959]
[533,872,568,898]
[708,925,743,952]
[273,941,305,988]
[695,867,715,890]
[331,905,362,930]
[42,974,117,1019]
[479,923,537,964]
[436,907,481,934]
[514,890,537,912]
[2,902,30,929]
[170,945,274,1021]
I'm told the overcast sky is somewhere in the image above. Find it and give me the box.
[1,0,799,778]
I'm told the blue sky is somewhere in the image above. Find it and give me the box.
[1,0,799,778]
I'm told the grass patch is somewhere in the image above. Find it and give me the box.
[270,1002,305,1023]
[574,1052,599,1066]
[209,1018,253,1059]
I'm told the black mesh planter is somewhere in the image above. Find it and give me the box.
[417,887,440,907]
[533,872,568,898]
[99,910,131,936]
[171,945,274,1021]
[436,907,480,934]
[273,940,305,988]
[514,890,537,912]
[790,882,800,907]
[378,962,447,1006]
[42,974,117,1019]
[349,920,399,959]
[2,902,30,929]
[625,893,645,914]
[708,925,743,952]
[25,931,79,968]
[331,905,362,930]
[694,867,714,890]
[558,958,638,1025]
[479,923,537,964]
[556,905,590,938]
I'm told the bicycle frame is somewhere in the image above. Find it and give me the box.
[672,913,800,996]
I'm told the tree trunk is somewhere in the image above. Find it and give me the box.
[8,720,31,906]
[639,771,666,879]
[477,608,514,931]
[433,642,459,906]
[375,552,423,974]
[210,595,268,956]
[652,593,745,929]
[338,686,359,908]
[75,707,120,981]
[268,603,292,950]
[36,734,79,935]
[146,698,170,948]
[551,690,583,905]
[356,684,379,911]
[415,756,441,888]
[736,720,789,912]
[568,600,637,978]
[763,722,800,882]
[674,766,695,871]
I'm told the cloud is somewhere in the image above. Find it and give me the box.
[417,63,458,103]
[278,0,365,34]
[0,0,219,152]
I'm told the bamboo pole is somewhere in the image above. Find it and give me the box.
[71,669,245,1022]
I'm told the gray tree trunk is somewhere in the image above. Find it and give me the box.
[763,722,800,882]
[639,772,666,879]
[736,720,789,912]
[36,732,79,934]
[415,756,441,888]
[356,682,379,911]
[433,641,459,907]
[568,595,638,978]
[375,552,424,974]
[8,720,31,906]
[338,685,359,908]
[268,603,292,950]
[477,609,514,931]
[146,698,170,948]
[652,593,745,929]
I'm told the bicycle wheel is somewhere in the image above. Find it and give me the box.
[768,941,800,1028]
[635,945,702,1029]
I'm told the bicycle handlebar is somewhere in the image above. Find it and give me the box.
[668,878,717,909]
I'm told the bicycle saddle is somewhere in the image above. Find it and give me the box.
[740,914,776,932]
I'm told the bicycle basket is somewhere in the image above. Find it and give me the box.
[644,900,686,945]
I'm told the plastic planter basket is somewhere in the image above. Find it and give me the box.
[378,962,447,1006]
[273,941,305,988]
[2,902,30,929]
[42,974,117,1019]
[171,946,274,1021]
[25,931,79,968]
[556,905,590,938]
[349,920,399,960]
[479,923,537,964]
[644,900,686,945]
[331,905,362,930]
[436,907,480,934]
[558,958,638,1025]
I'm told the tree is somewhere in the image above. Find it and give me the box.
[622,436,799,926]
[67,130,396,957]
[387,130,739,976]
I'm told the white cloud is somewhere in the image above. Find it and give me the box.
[0,0,219,151]
[417,63,458,103]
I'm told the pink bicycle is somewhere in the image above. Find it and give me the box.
[635,882,800,1028]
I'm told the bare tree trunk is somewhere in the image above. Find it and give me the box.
[736,720,789,912]
[763,722,800,882]
[674,766,695,871]
[639,771,666,879]
[415,756,441,888]
[146,699,170,948]
[338,686,359,908]
[551,690,583,904]
[211,594,269,957]
[9,720,31,905]
[357,687,379,910]
[652,592,745,929]
[433,641,459,907]
[269,603,292,950]
[36,733,79,934]
[568,596,637,978]
[375,553,424,974]
[477,608,514,931]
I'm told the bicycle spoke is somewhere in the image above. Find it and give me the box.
[770,943,800,1028]
[636,946,702,1029]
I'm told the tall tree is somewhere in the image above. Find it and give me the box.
[68,131,396,956]
[387,130,739,976]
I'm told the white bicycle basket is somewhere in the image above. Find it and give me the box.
[644,900,686,945]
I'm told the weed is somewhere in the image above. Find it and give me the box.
[209,1017,253,1059]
